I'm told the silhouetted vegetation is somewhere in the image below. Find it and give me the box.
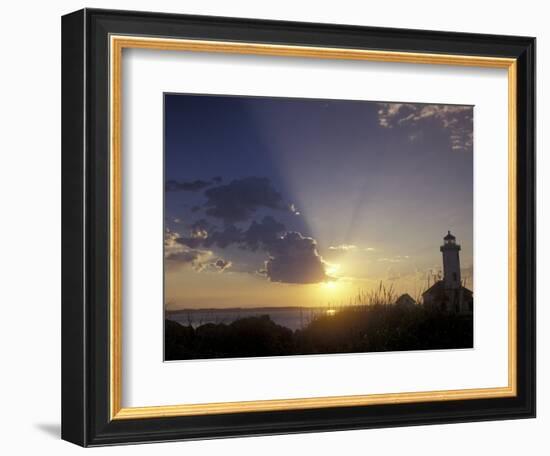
[165,303,473,361]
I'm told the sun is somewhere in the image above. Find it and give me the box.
[321,263,341,291]
[323,281,337,290]
[325,263,341,276]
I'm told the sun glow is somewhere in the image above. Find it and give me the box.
[321,263,342,292]
[323,281,337,290]
[325,263,341,276]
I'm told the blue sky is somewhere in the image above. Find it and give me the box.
[164,93,473,309]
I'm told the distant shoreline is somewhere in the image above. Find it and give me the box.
[166,306,336,314]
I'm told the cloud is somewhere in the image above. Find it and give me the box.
[377,255,410,263]
[167,249,214,271]
[165,228,185,258]
[262,232,331,284]
[213,258,232,271]
[378,103,404,127]
[165,228,213,271]
[176,215,286,252]
[203,177,286,223]
[166,230,233,273]
[288,203,301,216]
[377,103,473,151]
[165,179,212,192]
[328,244,357,252]
[190,219,209,239]
[175,220,211,248]
[175,236,203,249]
[206,224,243,248]
[242,216,286,251]
[170,214,330,284]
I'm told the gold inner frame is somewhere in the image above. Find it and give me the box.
[109,35,517,420]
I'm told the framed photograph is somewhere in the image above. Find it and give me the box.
[62,8,535,446]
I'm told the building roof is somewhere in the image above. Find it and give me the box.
[422,280,445,297]
[422,280,473,298]
[396,293,415,305]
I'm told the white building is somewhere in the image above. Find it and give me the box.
[422,231,473,314]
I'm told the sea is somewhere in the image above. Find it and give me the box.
[166,307,337,331]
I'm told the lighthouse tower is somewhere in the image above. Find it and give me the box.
[423,231,473,314]
[440,231,461,289]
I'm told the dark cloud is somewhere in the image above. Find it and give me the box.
[168,249,204,264]
[176,224,240,249]
[377,103,473,152]
[206,224,243,249]
[175,219,211,248]
[190,219,209,238]
[203,177,285,223]
[175,236,203,249]
[213,258,232,271]
[176,216,286,252]
[167,249,234,273]
[288,203,301,215]
[242,216,285,251]
[263,232,331,284]
[166,179,212,192]
[166,248,213,272]
[171,213,329,284]
[212,176,223,183]
[165,228,233,273]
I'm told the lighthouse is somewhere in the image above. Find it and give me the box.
[440,231,461,289]
[422,231,473,314]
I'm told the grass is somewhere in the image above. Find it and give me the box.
[165,283,473,360]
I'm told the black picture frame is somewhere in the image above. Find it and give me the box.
[62,8,536,447]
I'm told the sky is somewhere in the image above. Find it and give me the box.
[164,93,473,310]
